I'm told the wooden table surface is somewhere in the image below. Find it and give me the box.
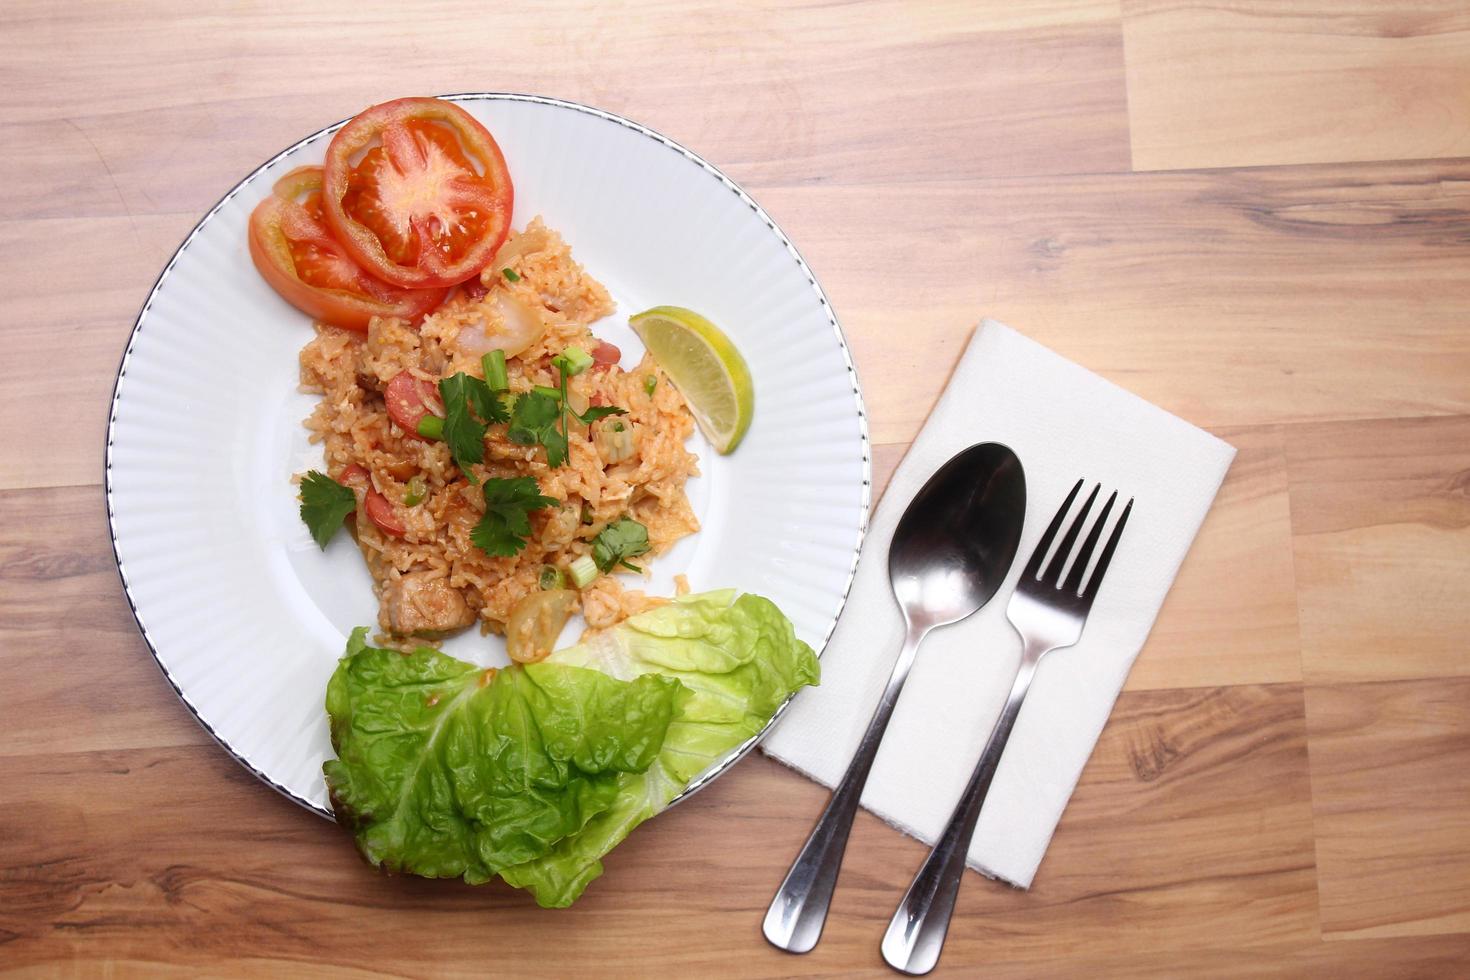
[5,1,1470,976]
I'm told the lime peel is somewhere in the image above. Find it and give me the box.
[629,306,754,454]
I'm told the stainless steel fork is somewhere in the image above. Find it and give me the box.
[880,480,1133,976]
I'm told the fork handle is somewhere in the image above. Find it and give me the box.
[880,651,1042,976]
[763,624,928,954]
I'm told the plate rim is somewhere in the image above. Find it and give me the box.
[104,92,873,820]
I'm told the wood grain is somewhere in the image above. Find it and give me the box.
[1123,0,1470,171]
[0,215,192,492]
[0,684,1318,976]
[0,0,1129,226]
[0,486,210,759]
[1307,677,1470,940]
[986,933,1470,980]
[5,0,1470,974]
[761,160,1470,446]
[1288,415,1470,684]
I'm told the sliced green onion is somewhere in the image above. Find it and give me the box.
[559,345,593,376]
[482,350,509,392]
[580,502,595,525]
[416,414,444,440]
[538,564,566,590]
[533,385,563,400]
[643,375,657,396]
[502,267,521,282]
[569,554,598,588]
[612,421,626,432]
[403,475,428,506]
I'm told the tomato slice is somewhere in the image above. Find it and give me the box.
[384,372,441,438]
[248,166,447,330]
[322,98,514,289]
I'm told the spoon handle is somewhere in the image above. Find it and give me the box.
[880,652,1041,976]
[762,624,928,954]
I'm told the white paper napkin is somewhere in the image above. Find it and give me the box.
[762,319,1235,888]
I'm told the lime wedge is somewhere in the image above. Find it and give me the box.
[630,306,754,454]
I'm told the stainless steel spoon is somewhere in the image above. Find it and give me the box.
[762,442,1026,954]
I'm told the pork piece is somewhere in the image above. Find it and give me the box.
[378,571,477,637]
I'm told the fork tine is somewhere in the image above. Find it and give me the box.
[1079,497,1133,602]
[1023,479,1083,580]
[1042,483,1100,586]
[1063,490,1117,595]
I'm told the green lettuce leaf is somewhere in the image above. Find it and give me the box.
[324,628,688,884]
[322,591,819,908]
[498,590,820,906]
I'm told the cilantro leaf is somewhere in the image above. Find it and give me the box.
[467,374,510,425]
[508,390,568,468]
[496,353,629,470]
[439,372,507,480]
[507,389,559,442]
[539,428,569,468]
[591,517,651,573]
[575,405,627,425]
[300,470,357,548]
[471,477,558,557]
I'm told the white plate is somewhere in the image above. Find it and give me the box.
[106,94,870,817]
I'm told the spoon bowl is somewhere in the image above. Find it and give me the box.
[890,443,1028,630]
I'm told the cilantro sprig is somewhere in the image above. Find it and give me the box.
[507,388,568,467]
[471,477,558,557]
[574,403,626,426]
[438,372,509,481]
[503,348,627,468]
[300,470,356,548]
[552,348,626,453]
[591,517,651,573]
[428,346,630,476]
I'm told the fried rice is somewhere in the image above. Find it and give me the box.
[298,218,700,640]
